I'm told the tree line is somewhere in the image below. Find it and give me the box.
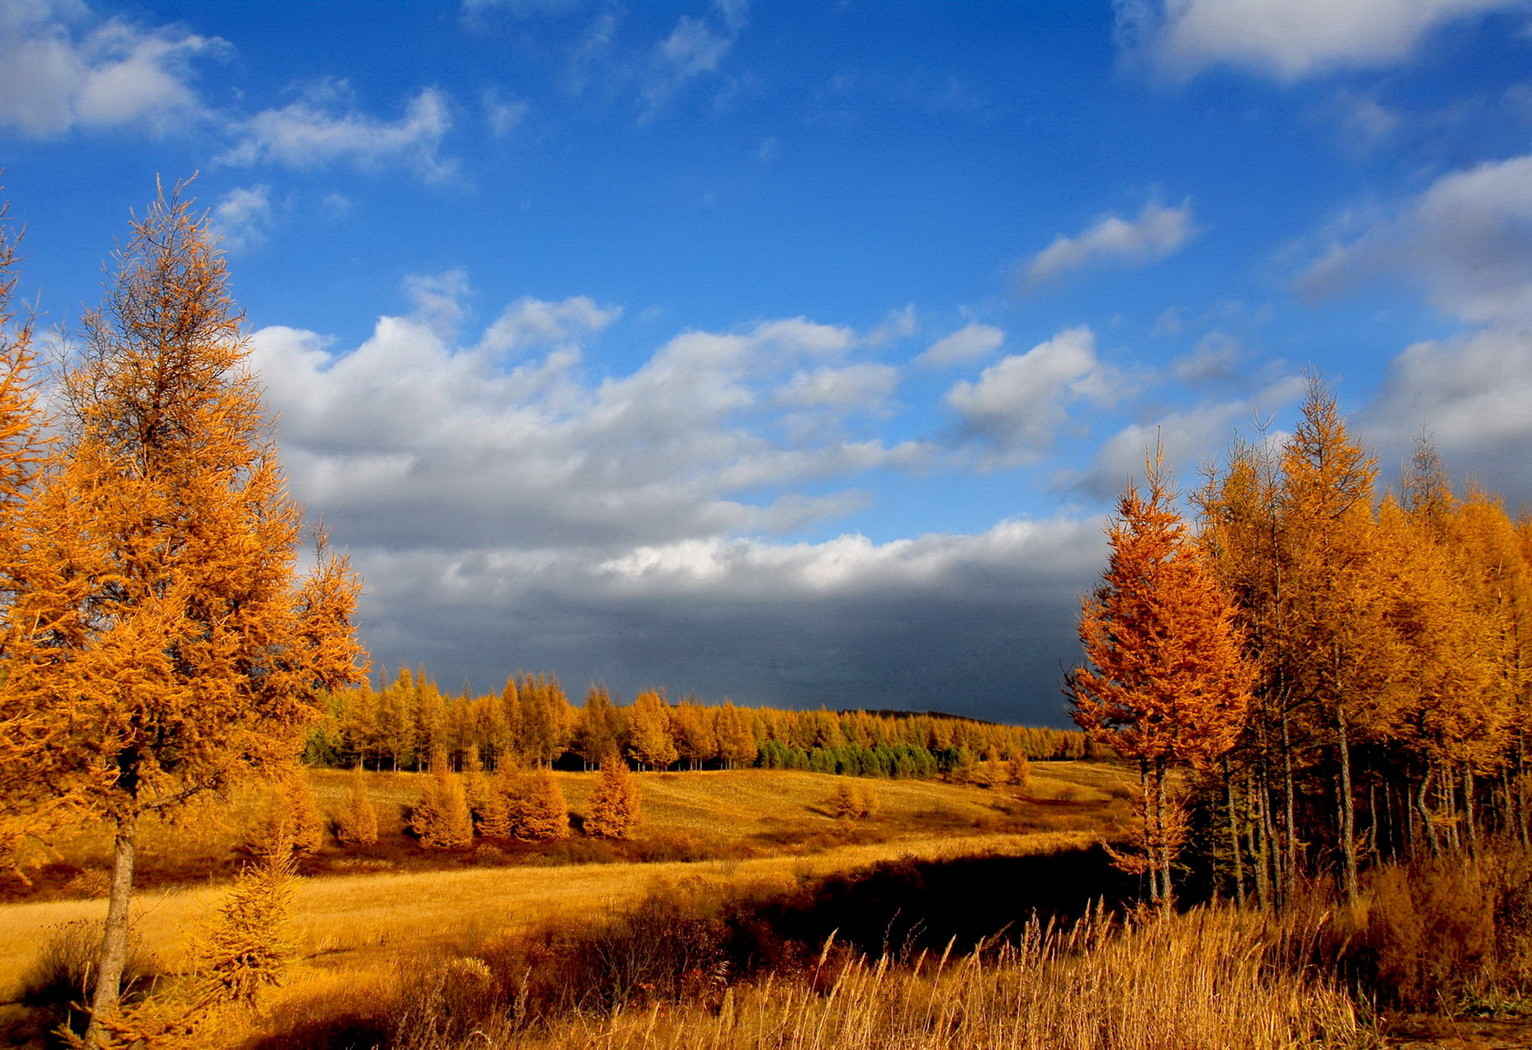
[305,672,1099,777]
[1070,377,1532,908]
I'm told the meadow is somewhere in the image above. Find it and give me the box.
[0,761,1133,1044]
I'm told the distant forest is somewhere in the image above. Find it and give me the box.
[305,670,1099,778]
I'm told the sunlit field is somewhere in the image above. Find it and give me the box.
[0,762,1132,1007]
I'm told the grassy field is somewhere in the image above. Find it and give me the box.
[0,762,1132,1008]
[9,761,1130,897]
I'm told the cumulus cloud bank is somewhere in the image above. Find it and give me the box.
[946,326,1122,466]
[244,287,1101,720]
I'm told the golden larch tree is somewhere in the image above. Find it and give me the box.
[334,763,380,847]
[1069,454,1255,908]
[507,767,569,841]
[0,184,367,1041]
[0,195,39,527]
[585,752,641,838]
[1277,378,1394,903]
[411,749,474,849]
[626,689,678,770]
[0,195,45,873]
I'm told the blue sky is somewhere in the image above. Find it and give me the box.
[4,0,1531,722]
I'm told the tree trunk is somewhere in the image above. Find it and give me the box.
[1444,774,1460,852]
[1336,710,1359,906]
[1225,762,1246,909]
[1280,707,1298,900]
[1416,766,1439,855]
[1366,781,1378,862]
[1463,762,1479,856]
[1155,764,1172,914]
[1519,735,1529,848]
[83,817,137,1046]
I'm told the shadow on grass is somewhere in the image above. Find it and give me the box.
[248,843,1136,1049]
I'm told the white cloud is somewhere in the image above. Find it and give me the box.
[476,295,621,355]
[209,185,273,253]
[1152,307,1184,337]
[1115,0,1517,82]
[404,269,474,337]
[640,7,745,118]
[1024,199,1196,286]
[660,16,730,78]
[0,1,225,137]
[945,326,1119,466]
[1068,375,1306,500]
[1171,331,1244,385]
[564,10,620,97]
[320,192,354,220]
[866,304,917,346]
[1360,325,1532,505]
[219,81,456,182]
[248,292,903,560]
[917,322,1003,368]
[1333,90,1401,147]
[777,364,900,411]
[243,281,1106,715]
[713,0,749,34]
[597,516,1100,599]
[1299,153,1532,325]
[483,88,529,137]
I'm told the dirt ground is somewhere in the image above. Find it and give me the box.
[1386,1015,1532,1049]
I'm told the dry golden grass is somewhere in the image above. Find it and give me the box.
[378,906,1375,1050]
[16,761,1127,894]
[0,827,1101,1005]
[336,760,1126,844]
[0,762,1131,1044]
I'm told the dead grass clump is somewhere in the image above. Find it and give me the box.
[1331,842,1532,1012]
[398,905,1371,1050]
[19,919,163,1010]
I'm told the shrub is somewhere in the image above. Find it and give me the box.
[1331,843,1532,1011]
[20,920,162,1009]
[830,781,860,820]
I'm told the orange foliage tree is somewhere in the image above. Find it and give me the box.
[0,183,367,1041]
[1069,453,1254,907]
[586,751,641,838]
